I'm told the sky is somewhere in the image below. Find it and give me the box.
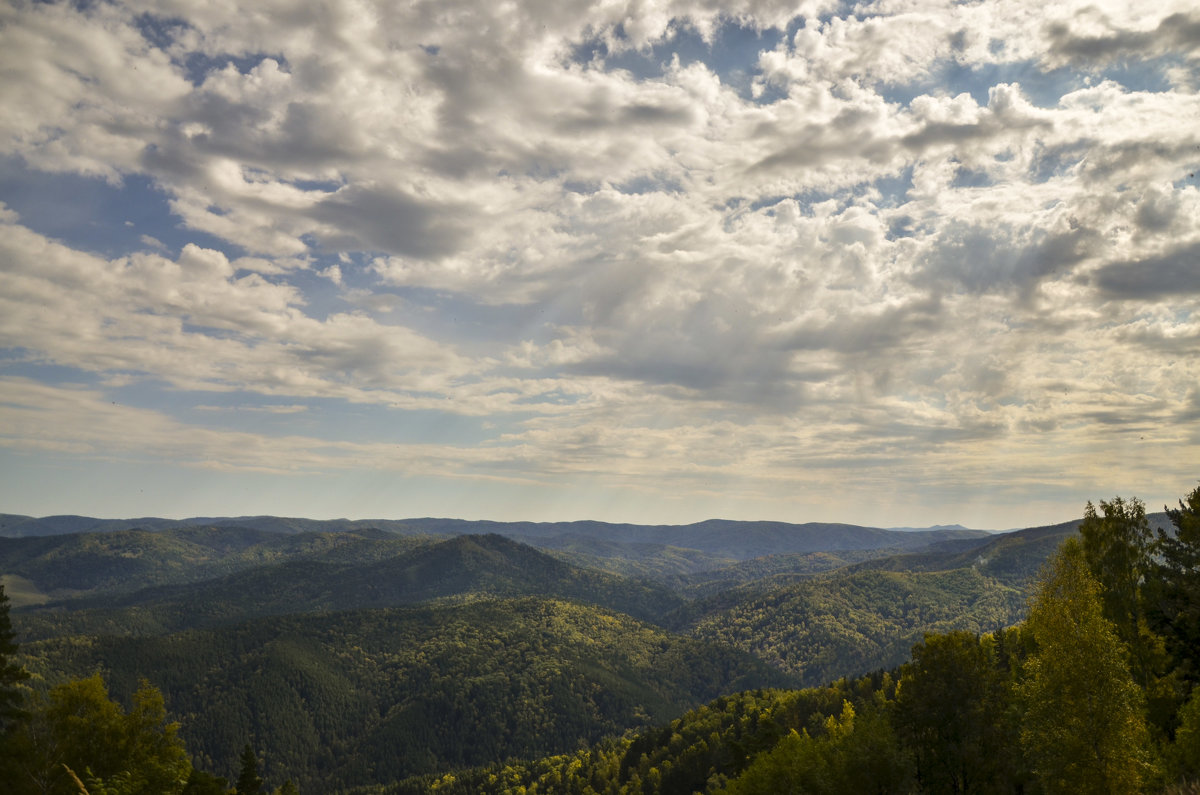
[1,0,1198,530]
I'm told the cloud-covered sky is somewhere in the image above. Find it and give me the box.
[2,0,1198,529]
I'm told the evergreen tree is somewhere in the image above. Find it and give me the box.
[236,744,263,795]
[1147,484,1200,682]
[1019,538,1153,794]
[0,586,33,795]
[0,583,31,734]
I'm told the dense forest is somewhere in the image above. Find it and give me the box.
[0,488,1197,793]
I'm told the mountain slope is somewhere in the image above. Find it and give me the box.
[515,533,737,580]
[681,567,1025,687]
[0,525,429,602]
[17,534,686,638]
[21,598,796,791]
[844,512,1169,589]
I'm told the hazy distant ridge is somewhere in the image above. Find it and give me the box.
[0,513,990,560]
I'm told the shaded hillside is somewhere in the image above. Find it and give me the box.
[844,519,1082,588]
[521,533,736,580]
[16,534,685,638]
[0,525,428,601]
[681,567,1024,687]
[845,512,1169,589]
[387,683,875,795]
[672,548,914,597]
[21,598,796,791]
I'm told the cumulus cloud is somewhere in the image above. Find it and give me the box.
[1,0,1198,523]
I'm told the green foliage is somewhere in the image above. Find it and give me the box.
[25,598,790,792]
[1019,537,1153,794]
[399,675,911,795]
[1147,484,1200,683]
[894,630,1023,793]
[675,549,906,598]
[0,527,427,602]
[1079,497,1152,649]
[720,697,911,795]
[0,583,31,733]
[236,744,263,795]
[5,674,191,795]
[81,767,138,795]
[1166,685,1200,782]
[16,534,683,641]
[534,535,736,581]
[182,768,230,794]
[685,567,1024,686]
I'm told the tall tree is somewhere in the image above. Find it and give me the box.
[8,674,190,795]
[1147,484,1200,682]
[1078,497,1151,645]
[1019,537,1153,794]
[235,744,263,795]
[0,583,32,790]
[0,583,31,734]
[895,631,1017,794]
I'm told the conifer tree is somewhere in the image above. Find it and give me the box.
[235,744,263,795]
[0,583,31,734]
[1147,484,1200,681]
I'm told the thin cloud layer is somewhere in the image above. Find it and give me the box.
[0,0,1197,526]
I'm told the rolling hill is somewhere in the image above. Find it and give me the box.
[20,598,796,791]
[1,509,1099,792]
[15,534,686,639]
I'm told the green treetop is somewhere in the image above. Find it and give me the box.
[1019,537,1153,794]
[1147,484,1200,683]
[236,743,264,795]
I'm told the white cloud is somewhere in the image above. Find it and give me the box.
[1,0,1198,523]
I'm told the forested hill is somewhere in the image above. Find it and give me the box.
[20,598,796,789]
[13,534,685,638]
[846,513,1171,586]
[0,525,428,605]
[7,501,1182,793]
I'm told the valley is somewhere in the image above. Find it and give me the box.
[0,506,1189,793]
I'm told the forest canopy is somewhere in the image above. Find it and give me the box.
[1,484,1198,793]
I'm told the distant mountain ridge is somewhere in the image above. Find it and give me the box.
[0,513,427,538]
[0,512,990,560]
